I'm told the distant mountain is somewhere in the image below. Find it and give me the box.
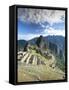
[45,35,65,50]
[18,40,27,50]
[29,35,65,58]
[18,35,65,72]
[34,35,45,48]
[18,35,65,50]
[18,35,65,56]
[28,37,37,45]
[45,36,65,60]
[28,35,65,50]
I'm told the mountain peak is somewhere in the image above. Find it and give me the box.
[36,35,46,49]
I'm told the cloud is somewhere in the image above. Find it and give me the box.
[39,23,46,28]
[43,27,65,37]
[18,8,65,25]
[18,8,65,40]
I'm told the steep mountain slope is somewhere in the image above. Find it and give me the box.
[18,40,27,51]
[45,35,65,51]
[17,35,65,82]
[18,36,65,51]
[28,36,65,50]
[18,35,65,71]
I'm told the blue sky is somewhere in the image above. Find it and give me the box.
[18,8,65,40]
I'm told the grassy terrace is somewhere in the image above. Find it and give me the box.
[17,48,65,82]
[18,64,65,82]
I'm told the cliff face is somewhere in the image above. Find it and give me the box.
[48,42,64,59]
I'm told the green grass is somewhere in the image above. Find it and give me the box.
[17,48,65,82]
[18,64,65,82]
[55,56,65,72]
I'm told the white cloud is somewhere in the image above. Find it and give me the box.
[43,27,65,37]
[39,23,46,28]
[18,8,65,25]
